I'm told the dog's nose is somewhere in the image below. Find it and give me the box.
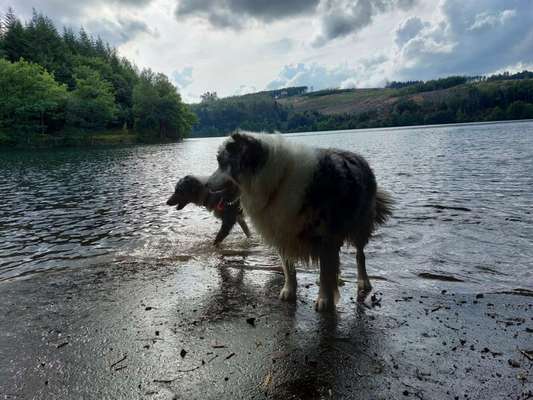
[166,196,176,206]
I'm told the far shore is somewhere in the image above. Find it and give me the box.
[0,129,184,149]
[2,118,532,149]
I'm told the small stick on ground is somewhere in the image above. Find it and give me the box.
[110,354,127,370]
[519,349,533,361]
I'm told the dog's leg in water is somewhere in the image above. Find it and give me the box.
[356,245,372,302]
[237,216,251,238]
[214,216,235,246]
[315,247,340,312]
[279,257,297,301]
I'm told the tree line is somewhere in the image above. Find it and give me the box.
[0,9,195,146]
[190,74,533,136]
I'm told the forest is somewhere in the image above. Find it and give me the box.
[2,9,533,144]
[0,9,196,147]
[190,73,533,137]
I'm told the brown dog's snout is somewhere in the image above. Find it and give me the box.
[166,193,178,206]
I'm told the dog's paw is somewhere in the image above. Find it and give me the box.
[279,286,296,302]
[357,280,372,303]
[314,296,335,312]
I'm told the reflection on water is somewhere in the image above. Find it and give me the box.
[1,121,532,291]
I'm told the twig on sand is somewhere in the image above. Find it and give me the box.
[518,349,533,361]
[153,354,219,382]
[153,378,176,384]
[110,354,127,370]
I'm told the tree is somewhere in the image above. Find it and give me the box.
[132,70,195,140]
[2,13,28,62]
[65,66,117,130]
[200,91,218,103]
[0,58,67,143]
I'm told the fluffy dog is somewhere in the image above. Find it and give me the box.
[207,132,392,311]
[166,175,251,245]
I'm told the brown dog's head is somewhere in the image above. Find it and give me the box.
[166,175,206,210]
[207,132,268,192]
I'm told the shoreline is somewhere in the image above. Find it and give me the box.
[0,130,184,150]
[189,118,533,139]
[1,257,531,399]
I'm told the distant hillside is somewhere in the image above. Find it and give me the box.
[189,72,533,137]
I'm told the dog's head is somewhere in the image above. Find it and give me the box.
[207,132,268,191]
[166,175,206,210]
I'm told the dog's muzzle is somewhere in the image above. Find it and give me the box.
[166,194,178,206]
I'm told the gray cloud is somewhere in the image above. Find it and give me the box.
[176,0,320,28]
[394,0,533,80]
[4,0,155,45]
[313,0,417,46]
[395,16,427,47]
[86,17,156,46]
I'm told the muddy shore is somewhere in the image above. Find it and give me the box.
[1,256,532,400]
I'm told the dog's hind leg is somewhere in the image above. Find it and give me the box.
[315,246,340,312]
[279,257,297,302]
[356,244,372,302]
[237,216,251,238]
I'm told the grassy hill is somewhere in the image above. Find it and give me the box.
[189,73,533,137]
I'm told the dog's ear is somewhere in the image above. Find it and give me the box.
[230,133,267,173]
[227,132,253,154]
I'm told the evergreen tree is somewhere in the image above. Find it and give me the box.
[66,66,117,130]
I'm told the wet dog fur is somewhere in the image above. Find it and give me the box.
[166,175,251,245]
[207,132,392,311]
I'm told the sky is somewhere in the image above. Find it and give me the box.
[3,0,533,103]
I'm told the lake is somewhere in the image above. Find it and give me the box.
[1,121,532,293]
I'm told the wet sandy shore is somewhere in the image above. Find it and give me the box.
[1,256,532,400]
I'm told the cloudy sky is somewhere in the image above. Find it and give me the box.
[3,0,533,102]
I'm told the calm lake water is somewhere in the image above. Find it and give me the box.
[1,121,532,293]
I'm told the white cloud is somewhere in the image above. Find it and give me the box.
[392,0,533,80]
[3,0,532,102]
[267,56,389,91]
[468,9,516,32]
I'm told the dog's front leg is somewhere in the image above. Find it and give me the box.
[214,215,236,245]
[315,246,340,312]
[279,256,297,301]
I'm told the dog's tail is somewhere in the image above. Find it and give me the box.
[374,187,393,225]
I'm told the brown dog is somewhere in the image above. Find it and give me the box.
[166,175,251,245]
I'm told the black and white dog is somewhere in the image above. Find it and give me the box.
[166,175,251,245]
[207,132,392,311]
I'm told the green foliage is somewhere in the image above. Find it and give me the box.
[190,76,533,136]
[0,58,67,143]
[66,66,117,130]
[133,70,196,140]
[0,9,194,146]
[191,94,288,136]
